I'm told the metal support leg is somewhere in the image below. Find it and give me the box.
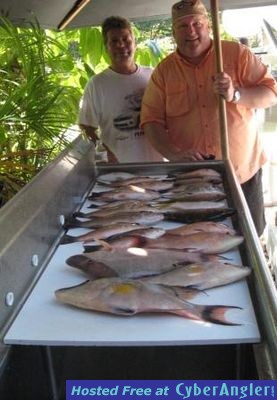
[235,344,242,379]
[41,346,59,400]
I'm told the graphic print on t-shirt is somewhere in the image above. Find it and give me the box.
[113,89,145,140]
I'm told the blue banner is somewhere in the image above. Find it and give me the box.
[66,380,276,400]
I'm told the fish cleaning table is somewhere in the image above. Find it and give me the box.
[1,142,276,391]
[4,197,260,347]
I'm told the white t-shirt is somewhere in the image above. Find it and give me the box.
[79,66,163,163]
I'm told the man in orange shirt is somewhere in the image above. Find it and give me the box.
[141,0,277,235]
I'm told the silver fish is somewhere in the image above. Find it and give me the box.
[64,211,164,229]
[89,187,160,202]
[97,172,136,183]
[74,203,157,219]
[140,261,251,289]
[111,176,172,188]
[88,199,147,211]
[155,200,227,211]
[163,208,235,223]
[172,168,221,179]
[55,278,241,325]
[67,251,223,279]
[167,222,236,236]
[162,183,226,201]
[131,180,174,192]
[60,223,148,245]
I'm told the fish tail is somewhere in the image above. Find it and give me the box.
[173,304,242,325]
[88,192,103,199]
[73,211,88,218]
[210,209,236,221]
[60,234,78,245]
[202,305,242,326]
[88,204,100,209]
[64,217,83,229]
[83,244,102,253]
[94,238,113,251]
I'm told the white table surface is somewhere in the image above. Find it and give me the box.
[4,180,260,347]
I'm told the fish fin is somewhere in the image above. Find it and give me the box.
[216,254,231,261]
[202,305,242,326]
[63,216,83,229]
[170,286,204,300]
[112,307,137,315]
[73,211,87,218]
[209,208,236,221]
[83,244,102,253]
[60,234,77,245]
[182,247,198,253]
[88,204,100,209]
[96,179,112,186]
[94,239,113,251]
[56,279,90,293]
[88,192,104,199]
[182,285,209,297]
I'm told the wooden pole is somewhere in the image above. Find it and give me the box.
[210,0,230,160]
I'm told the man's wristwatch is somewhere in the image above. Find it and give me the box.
[231,88,241,103]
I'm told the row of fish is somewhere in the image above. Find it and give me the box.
[55,168,250,326]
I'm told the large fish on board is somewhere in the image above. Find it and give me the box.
[129,180,174,192]
[111,178,174,192]
[97,172,136,183]
[64,211,164,229]
[55,278,241,325]
[155,199,227,211]
[167,221,237,236]
[140,261,251,289]
[67,255,250,290]
[88,187,160,202]
[74,203,165,219]
[142,232,244,254]
[153,200,235,222]
[82,228,166,251]
[85,230,239,254]
[66,251,223,279]
[74,200,154,218]
[83,235,149,252]
[162,183,226,201]
[171,168,221,179]
[163,208,235,223]
[87,199,149,211]
[60,223,149,245]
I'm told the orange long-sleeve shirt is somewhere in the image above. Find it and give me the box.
[141,40,277,183]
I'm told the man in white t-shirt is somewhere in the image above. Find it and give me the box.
[79,16,163,163]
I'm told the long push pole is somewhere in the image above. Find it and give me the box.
[210,0,230,160]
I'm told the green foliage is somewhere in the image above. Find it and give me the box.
[134,19,172,41]
[0,17,81,203]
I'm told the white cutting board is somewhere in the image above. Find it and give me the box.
[4,179,260,346]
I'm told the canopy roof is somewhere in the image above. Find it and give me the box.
[1,0,276,30]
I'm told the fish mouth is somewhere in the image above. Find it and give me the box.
[56,280,89,293]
